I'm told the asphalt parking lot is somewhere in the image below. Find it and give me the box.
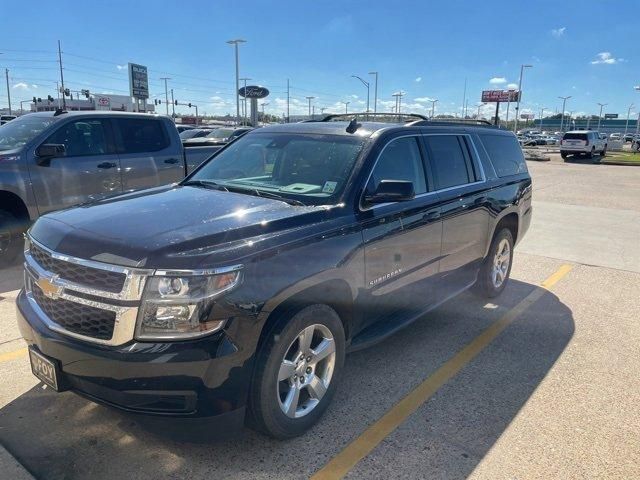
[1,155,639,479]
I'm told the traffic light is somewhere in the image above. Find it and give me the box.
[154,99,158,105]
[47,95,54,102]
[32,96,37,103]
[37,97,42,103]
[81,89,90,99]
[63,88,70,97]
[188,103,192,108]
[174,100,178,106]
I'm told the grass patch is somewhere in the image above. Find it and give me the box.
[603,151,640,164]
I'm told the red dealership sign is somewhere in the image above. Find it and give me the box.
[481,90,521,102]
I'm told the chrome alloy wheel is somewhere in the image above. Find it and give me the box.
[491,238,511,288]
[277,323,336,418]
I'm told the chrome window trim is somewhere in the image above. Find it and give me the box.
[359,133,488,211]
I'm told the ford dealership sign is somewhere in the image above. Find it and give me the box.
[239,85,269,99]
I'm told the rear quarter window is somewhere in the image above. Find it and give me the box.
[479,134,528,178]
[116,118,170,153]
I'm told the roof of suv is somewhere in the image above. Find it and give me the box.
[24,111,169,120]
[258,119,505,139]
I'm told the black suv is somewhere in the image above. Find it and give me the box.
[17,114,532,438]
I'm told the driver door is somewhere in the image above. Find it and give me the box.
[29,118,123,215]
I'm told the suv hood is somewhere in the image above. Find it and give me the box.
[30,185,327,268]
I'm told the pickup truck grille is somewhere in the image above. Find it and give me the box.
[31,282,116,341]
[29,243,126,293]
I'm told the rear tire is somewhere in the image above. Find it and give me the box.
[248,304,345,439]
[560,152,568,160]
[0,209,22,268]
[474,228,514,298]
[586,147,594,159]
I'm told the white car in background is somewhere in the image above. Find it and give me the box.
[560,130,607,160]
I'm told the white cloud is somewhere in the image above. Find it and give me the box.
[415,77,422,83]
[414,97,435,103]
[31,84,38,89]
[12,82,29,90]
[116,65,126,70]
[507,83,518,90]
[489,77,507,85]
[590,52,623,65]
[551,27,566,38]
[350,94,359,99]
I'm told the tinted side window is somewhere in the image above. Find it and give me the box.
[117,118,169,153]
[479,134,528,177]
[45,119,109,157]
[424,135,472,189]
[367,137,427,194]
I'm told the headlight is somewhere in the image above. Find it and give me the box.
[136,267,242,341]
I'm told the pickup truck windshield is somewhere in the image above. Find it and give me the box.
[190,132,365,203]
[0,115,57,151]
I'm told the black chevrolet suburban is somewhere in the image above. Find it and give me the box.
[16,113,532,438]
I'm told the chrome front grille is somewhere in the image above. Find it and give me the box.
[30,243,126,293]
[24,237,153,346]
[31,282,117,340]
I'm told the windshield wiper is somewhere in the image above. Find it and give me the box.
[227,186,306,206]
[182,180,228,191]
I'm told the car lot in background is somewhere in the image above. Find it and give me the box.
[0,115,17,125]
[181,126,253,146]
[179,127,216,140]
[1,153,638,479]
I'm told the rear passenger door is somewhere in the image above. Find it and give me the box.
[422,134,490,290]
[113,117,183,192]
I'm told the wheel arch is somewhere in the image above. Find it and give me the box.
[0,190,31,224]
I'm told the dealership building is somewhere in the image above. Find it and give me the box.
[29,93,155,113]
[532,118,639,135]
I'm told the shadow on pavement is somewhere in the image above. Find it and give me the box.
[0,279,574,480]
[0,262,24,296]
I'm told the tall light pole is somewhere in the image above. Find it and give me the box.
[539,107,546,133]
[624,103,634,139]
[226,38,246,126]
[368,71,378,113]
[430,99,439,119]
[306,96,315,118]
[393,91,405,114]
[4,68,10,115]
[160,77,170,116]
[260,102,269,121]
[513,64,533,133]
[239,77,251,125]
[342,101,350,113]
[597,102,607,132]
[351,75,370,113]
[477,102,485,119]
[558,96,571,132]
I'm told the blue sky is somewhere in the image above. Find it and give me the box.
[1,0,638,119]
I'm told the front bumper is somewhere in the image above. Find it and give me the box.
[16,289,253,426]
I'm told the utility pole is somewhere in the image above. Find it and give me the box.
[624,103,634,139]
[306,96,315,118]
[539,107,546,133]
[477,102,485,119]
[464,99,469,118]
[342,101,350,113]
[239,77,251,125]
[461,77,467,119]
[160,77,170,116]
[226,38,246,126]
[393,92,404,114]
[286,78,290,123]
[369,71,378,113]
[558,96,571,132]
[597,102,607,132]
[430,99,439,119]
[351,75,370,113]
[4,68,10,115]
[57,40,66,110]
[260,102,269,121]
[513,64,533,133]
[171,88,175,119]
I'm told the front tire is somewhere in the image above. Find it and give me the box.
[475,228,514,298]
[0,209,22,268]
[560,151,568,160]
[248,304,345,438]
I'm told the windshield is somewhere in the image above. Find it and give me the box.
[179,129,204,140]
[0,115,57,151]
[190,132,366,204]
[205,128,234,140]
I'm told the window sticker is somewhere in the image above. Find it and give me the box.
[322,181,337,194]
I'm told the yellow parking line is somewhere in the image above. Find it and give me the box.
[0,347,28,363]
[311,264,574,480]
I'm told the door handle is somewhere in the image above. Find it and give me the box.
[97,162,117,169]
[164,158,180,164]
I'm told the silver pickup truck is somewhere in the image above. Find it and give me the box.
[0,110,220,265]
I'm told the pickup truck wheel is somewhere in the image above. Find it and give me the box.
[586,147,594,159]
[560,152,568,160]
[248,304,345,439]
[475,228,514,298]
[0,209,22,268]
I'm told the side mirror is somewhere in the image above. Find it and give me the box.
[35,144,66,165]
[364,180,415,204]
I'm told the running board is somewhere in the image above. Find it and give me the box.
[347,281,476,353]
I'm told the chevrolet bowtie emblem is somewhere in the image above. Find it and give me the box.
[36,275,63,300]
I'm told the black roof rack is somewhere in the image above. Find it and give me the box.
[319,112,428,122]
[408,118,496,127]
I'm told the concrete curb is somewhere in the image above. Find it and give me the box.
[0,444,35,480]
[601,159,640,166]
